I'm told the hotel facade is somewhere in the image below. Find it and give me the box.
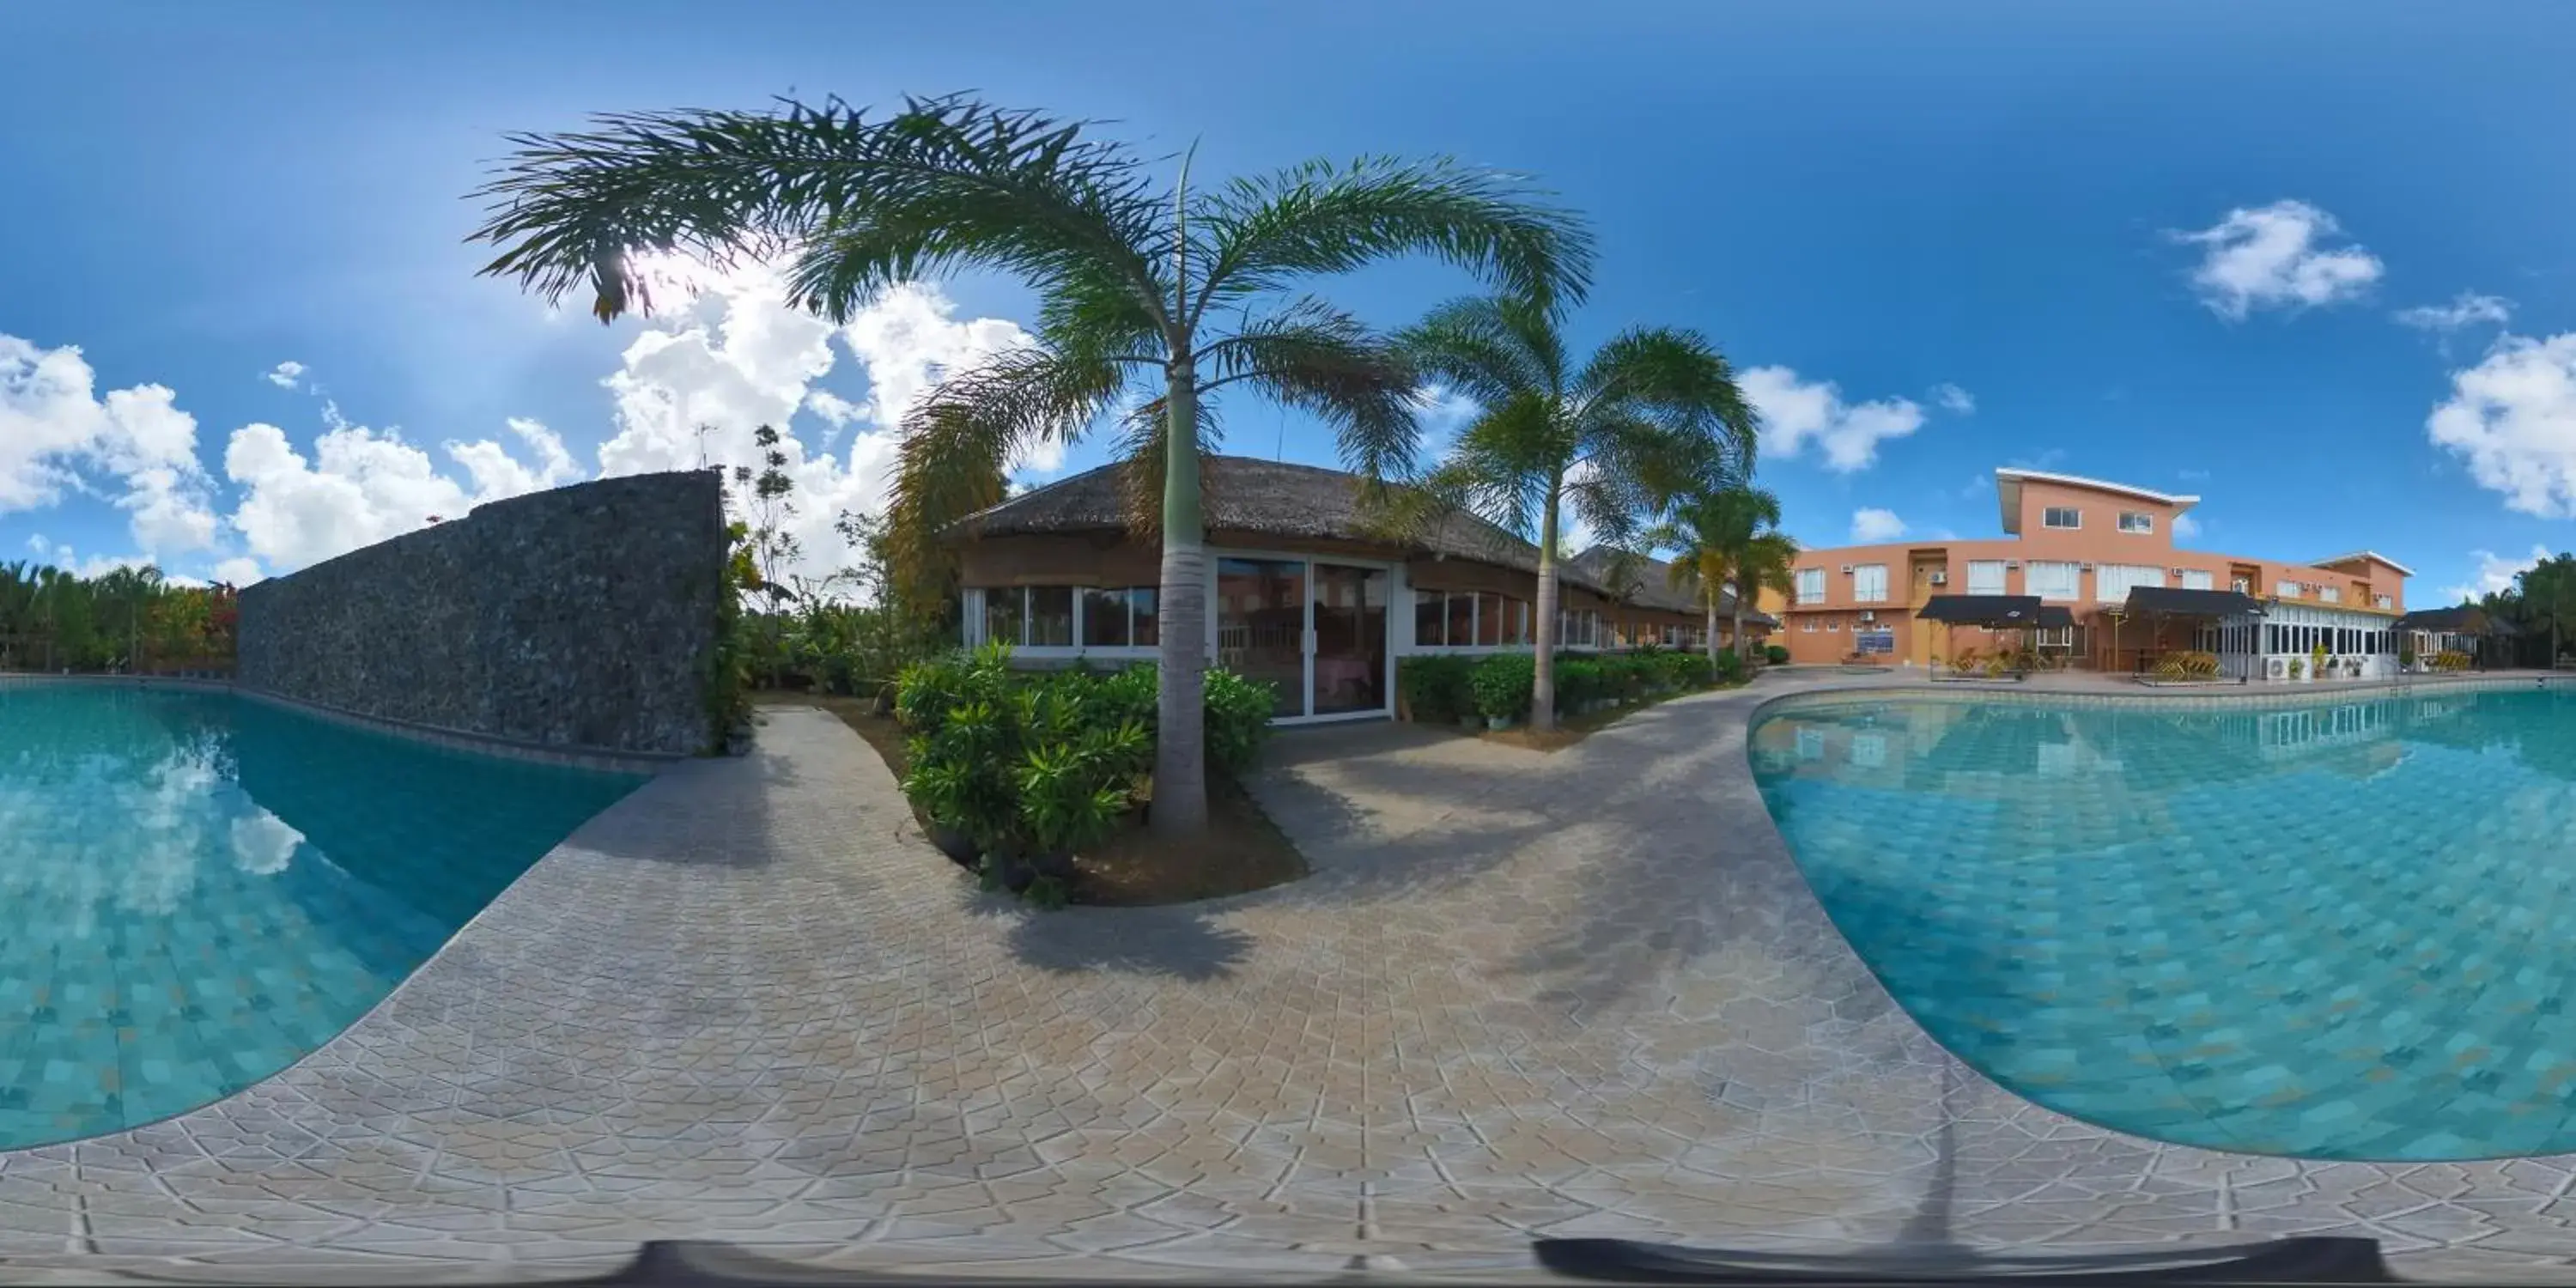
[1759,468,2415,679]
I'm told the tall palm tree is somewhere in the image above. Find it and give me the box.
[1398,295,1756,729]
[467,95,1591,836]
[1643,483,1797,665]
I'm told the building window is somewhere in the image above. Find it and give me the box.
[982,587,1024,646]
[1802,617,1817,633]
[1414,590,1446,646]
[2043,506,2081,530]
[2180,569,2214,591]
[1080,586,1159,647]
[2318,586,2341,604]
[2375,593,2393,610]
[2025,561,2081,600]
[1795,568,1826,603]
[1826,617,1842,632]
[2097,564,2165,602]
[2277,580,2301,598]
[1965,560,2006,596]
[1447,592,1476,646]
[1851,564,1889,603]
[2118,511,2154,534]
[1026,586,1075,646]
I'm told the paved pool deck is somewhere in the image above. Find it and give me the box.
[4,670,2576,1281]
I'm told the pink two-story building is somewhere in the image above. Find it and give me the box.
[1765,468,2413,678]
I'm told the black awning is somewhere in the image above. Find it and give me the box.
[2037,605,2076,629]
[1917,594,2044,625]
[2123,586,2263,617]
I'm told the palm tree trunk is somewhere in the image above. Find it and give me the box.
[1731,575,1747,666]
[1702,592,1718,664]
[1152,366,1211,837]
[1532,488,1561,731]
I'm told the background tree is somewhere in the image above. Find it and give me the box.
[1643,482,1795,665]
[1396,295,1755,728]
[2518,553,2576,665]
[468,94,1592,835]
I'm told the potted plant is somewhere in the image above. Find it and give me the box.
[2288,657,2306,682]
[2309,642,2328,682]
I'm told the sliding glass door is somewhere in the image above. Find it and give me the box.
[1213,556,1390,720]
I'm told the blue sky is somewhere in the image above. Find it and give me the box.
[7,1,2576,603]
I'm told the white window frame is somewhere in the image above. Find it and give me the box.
[1826,617,1842,632]
[1413,588,1531,653]
[2042,506,2082,530]
[2277,580,2301,598]
[2180,569,2215,591]
[2025,561,2081,600]
[2319,586,2341,604]
[2375,593,2393,610]
[2117,511,2154,534]
[1851,563,1889,604]
[967,585,1156,659]
[2096,564,2166,603]
[1965,560,2007,596]
[1801,618,1818,633]
[1795,568,1826,604]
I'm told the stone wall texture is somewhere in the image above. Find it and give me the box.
[237,471,727,756]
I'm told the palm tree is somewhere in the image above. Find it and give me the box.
[467,95,1591,836]
[1397,295,1755,729]
[1645,483,1797,665]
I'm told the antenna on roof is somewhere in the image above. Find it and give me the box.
[1275,408,1285,462]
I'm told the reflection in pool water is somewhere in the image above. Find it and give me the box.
[0,684,641,1149]
[1753,685,2576,1161]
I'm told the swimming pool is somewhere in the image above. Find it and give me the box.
[1753,683,2576,1162]
[0,683,642,1150]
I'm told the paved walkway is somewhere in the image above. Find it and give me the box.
[3,673,2576,1280]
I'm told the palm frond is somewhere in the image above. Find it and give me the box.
[471,95,1170,325]
[1575,325,1759,478]
[1395,294,1564,407]
[1198,298,1420,483]
[1107,393,1224,538]
[888,346,1127,553]
[1187,156,1593,326]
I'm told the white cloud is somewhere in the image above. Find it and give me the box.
[0,334,220,557]
[593,259,1039,589]
[263,361,307,390]
[1850,507,1907,543]
[24,533,44,554]
[2397,292,2513,334]
[2442,544,2551,606]
[212,556,265,586]
[2173,199,2383,320]
[223,421,481,569]
[443,417,582,505]
[2426,332,2576,517]
[1929,383,1976,415]
[1743,366,1924,472]
[2172,513,2201,540]
[1409,382,1480,461]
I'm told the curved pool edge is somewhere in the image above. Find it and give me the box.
[1727,668,2576,1167]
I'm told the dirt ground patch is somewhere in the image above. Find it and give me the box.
[769,693,1309,906]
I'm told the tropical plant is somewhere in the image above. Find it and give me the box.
[0,561,240,674]
[467,94,1593,838]
[2517,553,2576,665]
[1470,652,1537,723]
[1764,643,1790,666]
[1643,482,1797,668]
[1393,295,1755,729]
[1396,653,1474,723]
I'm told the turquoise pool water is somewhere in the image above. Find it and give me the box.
[1753,683,2576,1162]
[0,684,641,1150]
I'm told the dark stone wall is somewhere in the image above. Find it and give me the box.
[236,471,726,756]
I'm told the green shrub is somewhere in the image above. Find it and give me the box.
[1397,654,1474,723]
[1554,658,1604,708]
[1471,653,1535,721]
[1765,643,1790,665]
[1649,649,1711,690]
[1714,647,1746,684]
[1202,669,1276,776]
[1601,653,1651,700]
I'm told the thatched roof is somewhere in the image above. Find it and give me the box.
[948,455,1618,593]
[1564,545,1775,625]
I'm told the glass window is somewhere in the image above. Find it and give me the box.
[2180,569,2214,590]
[2117,511,2154,533]
[1852,564,1889,603]
[1475,592,1505,646]
[2376,593,2393,610]
[1414,590,1446,646]
[1826,617,1842,632]
[1504,598,1528,644]
[1027,586,1074,646]
[1795,568,1826,603]
[2319,586,2341,604]
[2025,561,2081,599]
[982,587,1024,647]
[1081,587,1130,647]
[2277,580,2300,598]
[1447,592,1475,647]
[1130,587,1157,646]
[2097,564,2164,602]
[1965,560,2007,595]
[1802,618,1817,633]
[2043,506,2081,529]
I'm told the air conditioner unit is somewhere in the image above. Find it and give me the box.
[2080,562,2097,572]
[1929,572,1948,586]
[1840,564,1856,574]
[2005,560,2021,570]
[2172,568,2187,577]
[1860,611,1876,623]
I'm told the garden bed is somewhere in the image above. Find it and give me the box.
[1472,683,1741,751]
[777,693,1308,907]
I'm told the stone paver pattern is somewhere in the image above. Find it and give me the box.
[5,671,2576,1281]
